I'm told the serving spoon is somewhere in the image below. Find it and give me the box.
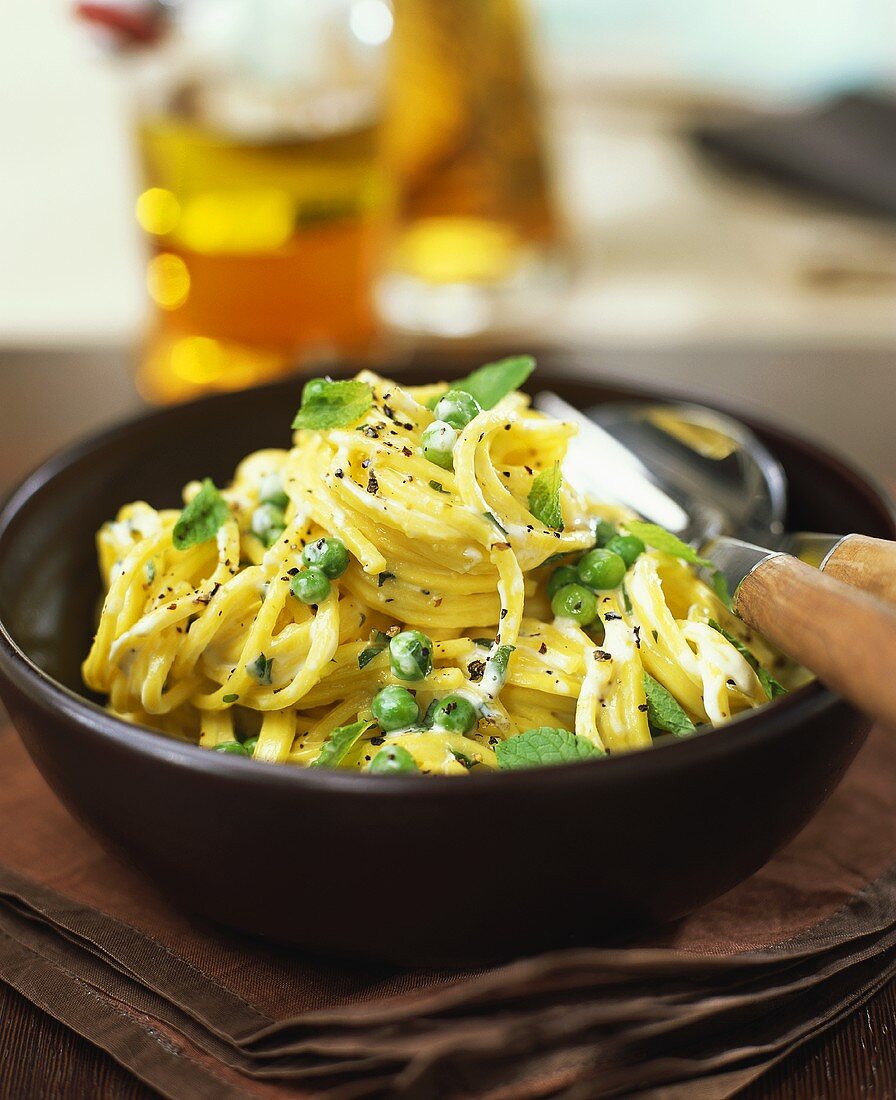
[535,392,896,730]
[585,398,896,602]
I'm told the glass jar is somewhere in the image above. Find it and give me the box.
[83,0,394,402]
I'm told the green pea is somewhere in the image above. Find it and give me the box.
[368,744,420,775]
[430,693,478,734]
[547,564,578,598]
[303,536,349,578]
[242,737,259,756]
[593,518,617,547]
[577,548,627,590]
[259,472,289,509]
[434,390,481,430]
[605,534,644,567]
[214,741,249,755]
[551,583,599,625]
[290,566,331,604]
[389,630,433,681]
[420,420,457,470]
[250,502,286,548]
[372,685,420,731]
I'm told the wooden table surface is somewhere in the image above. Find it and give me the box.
[1,344,894,1100]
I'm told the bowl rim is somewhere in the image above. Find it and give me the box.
[0,370,893,795]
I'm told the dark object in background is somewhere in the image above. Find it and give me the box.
[0,368,894,966]
[694,91,896,218]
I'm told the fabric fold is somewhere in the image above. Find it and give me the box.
[0,722,895,1099]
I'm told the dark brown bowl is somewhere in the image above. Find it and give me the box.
[0,366,893,966]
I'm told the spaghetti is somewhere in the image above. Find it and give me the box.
[83,360,794,774]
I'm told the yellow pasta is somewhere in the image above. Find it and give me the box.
[83,365,795,775]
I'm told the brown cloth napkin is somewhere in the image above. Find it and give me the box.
[1,720,896,1100]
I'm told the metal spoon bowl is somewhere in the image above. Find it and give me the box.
[535,392,837,562]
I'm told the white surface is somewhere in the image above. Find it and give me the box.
[0,1,143,343]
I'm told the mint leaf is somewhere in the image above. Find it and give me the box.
[450,355,536,410]
[528,462,564,531]
[623,521,712,568]
[311,720,373,768]
[708,619,786,700]
[643,673,695,736]
[756,666,787,701]
[173,478,230,550]
[246,653,273,685]
[292,379,372,431]
[496,727,604,769]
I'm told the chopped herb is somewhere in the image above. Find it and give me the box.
[172,479,230,550]
[643,673,695,736]
[222,693,239,703]
[292,379,373,431]
[623,520,712,568]
[467,659,485,682]
[449,355,536,410]
[496,727,604,769]
[246,653,273,686]
[377,571,395,587]
[311,720,373,768]
[472,637,493,648]
[145,560,156,583]
[711,570,733,608]
[358,630,390,670]
[429,480,449,494]
[358,647,384,670]
[421,699,440,728]
[708,619,787,700]
[483,511,509,537]
[482,644,515,698]
[528,462,564,531]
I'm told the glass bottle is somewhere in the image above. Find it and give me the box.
[83,0,394,402]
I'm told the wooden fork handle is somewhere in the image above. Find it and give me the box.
[736,554,896,731]
[821,534,896,606]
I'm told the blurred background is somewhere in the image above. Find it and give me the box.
[2,0,896,487]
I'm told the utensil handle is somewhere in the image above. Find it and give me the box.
[821,534,896,606]
[736,554,896,730]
